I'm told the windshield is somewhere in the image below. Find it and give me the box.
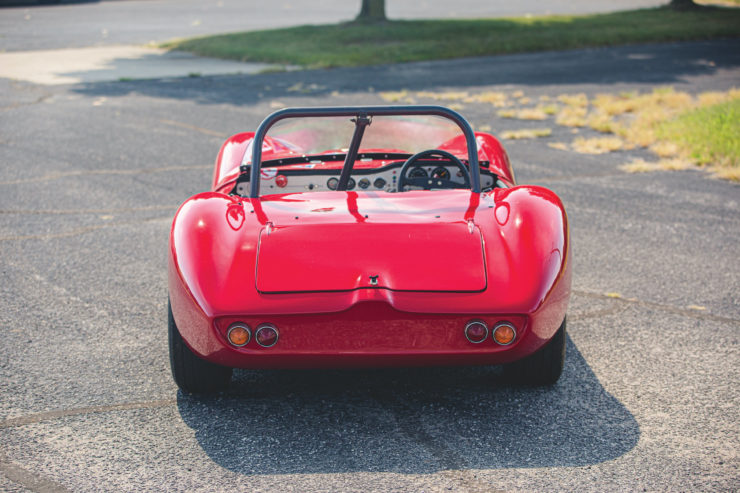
[246,114,467,163]
[237,106,483,198]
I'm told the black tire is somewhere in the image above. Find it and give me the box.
[168,298,232,393]
[505,316,567,386]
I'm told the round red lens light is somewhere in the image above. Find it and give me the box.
[275,175,288,188]
[255,324,279,347]
[464,321,488,344]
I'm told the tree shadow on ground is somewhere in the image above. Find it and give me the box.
[73,39,740,107]
[177,337,638,475]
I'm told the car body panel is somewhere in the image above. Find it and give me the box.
[169,187,570,368]
[170,106,569,370]
[256,221,487,293]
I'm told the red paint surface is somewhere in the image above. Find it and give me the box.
[256,221,486,293]
[169,187,570,368]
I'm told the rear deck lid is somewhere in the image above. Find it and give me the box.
[256,222,486,293]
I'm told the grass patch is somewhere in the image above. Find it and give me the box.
[549,85,739,180]
[616,87,695,147]
[620,157,692,173]
[466,91,510,107]
[649,141,680,157]
[555,105,588,127]
[416,91,469,101]
[498,108,549,120]
[587,112,623,133]
[548,142,570,151]
[515,108,549,120]
[501,128,552,139]
[658,98,740,179]
[162,7,740,68]
[557,93,589,107]
[379,90,413,102]
[571,136,625,154]
[538,104,559,115]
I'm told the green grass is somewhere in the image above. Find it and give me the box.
[658,98,740,179]
[162,7,740,68]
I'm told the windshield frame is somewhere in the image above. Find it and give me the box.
[246,105,481,198]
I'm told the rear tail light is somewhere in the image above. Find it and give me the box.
[464,320,488,344]
[255,324,279,347]
[492,322,516,345]
[227,323,251,347]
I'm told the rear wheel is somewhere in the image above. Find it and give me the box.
[168,298,232,393]
[505,316,567,386]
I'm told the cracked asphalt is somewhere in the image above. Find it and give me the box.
[1,11,739,491]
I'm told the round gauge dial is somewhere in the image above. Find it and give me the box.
[431,167,450,180]
[347,178,356,190]
[408,167,428,178]
[327,177,339,190]
[358,178,370,189]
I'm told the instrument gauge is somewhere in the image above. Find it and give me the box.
[327,177,339,190]
[431,167,450,180]
[358,178,370,189]
[347,178,356,190]
[408,167,428,178]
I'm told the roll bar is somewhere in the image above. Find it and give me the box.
[247,105,480,198]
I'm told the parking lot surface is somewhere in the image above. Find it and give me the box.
[1,25,738,493]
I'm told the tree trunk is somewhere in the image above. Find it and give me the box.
[356,0,386,22]
[669,0,699,10]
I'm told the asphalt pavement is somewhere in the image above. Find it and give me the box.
[0,8,739,493]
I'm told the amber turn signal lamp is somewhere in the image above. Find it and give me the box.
[227,324,251,347]
[492,322,516,346]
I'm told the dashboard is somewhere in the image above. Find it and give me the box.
[234,160,501,196]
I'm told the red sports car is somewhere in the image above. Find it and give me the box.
[168,106,571,393]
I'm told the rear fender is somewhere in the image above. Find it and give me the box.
[481,185,571,348]
[212,132,254,193]
[437,132,514,183]
[475,133,514,184]
[169,192,261,319]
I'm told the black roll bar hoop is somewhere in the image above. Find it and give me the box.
[247,105,480,198]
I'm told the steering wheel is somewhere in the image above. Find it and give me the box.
[397,149,471,192]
